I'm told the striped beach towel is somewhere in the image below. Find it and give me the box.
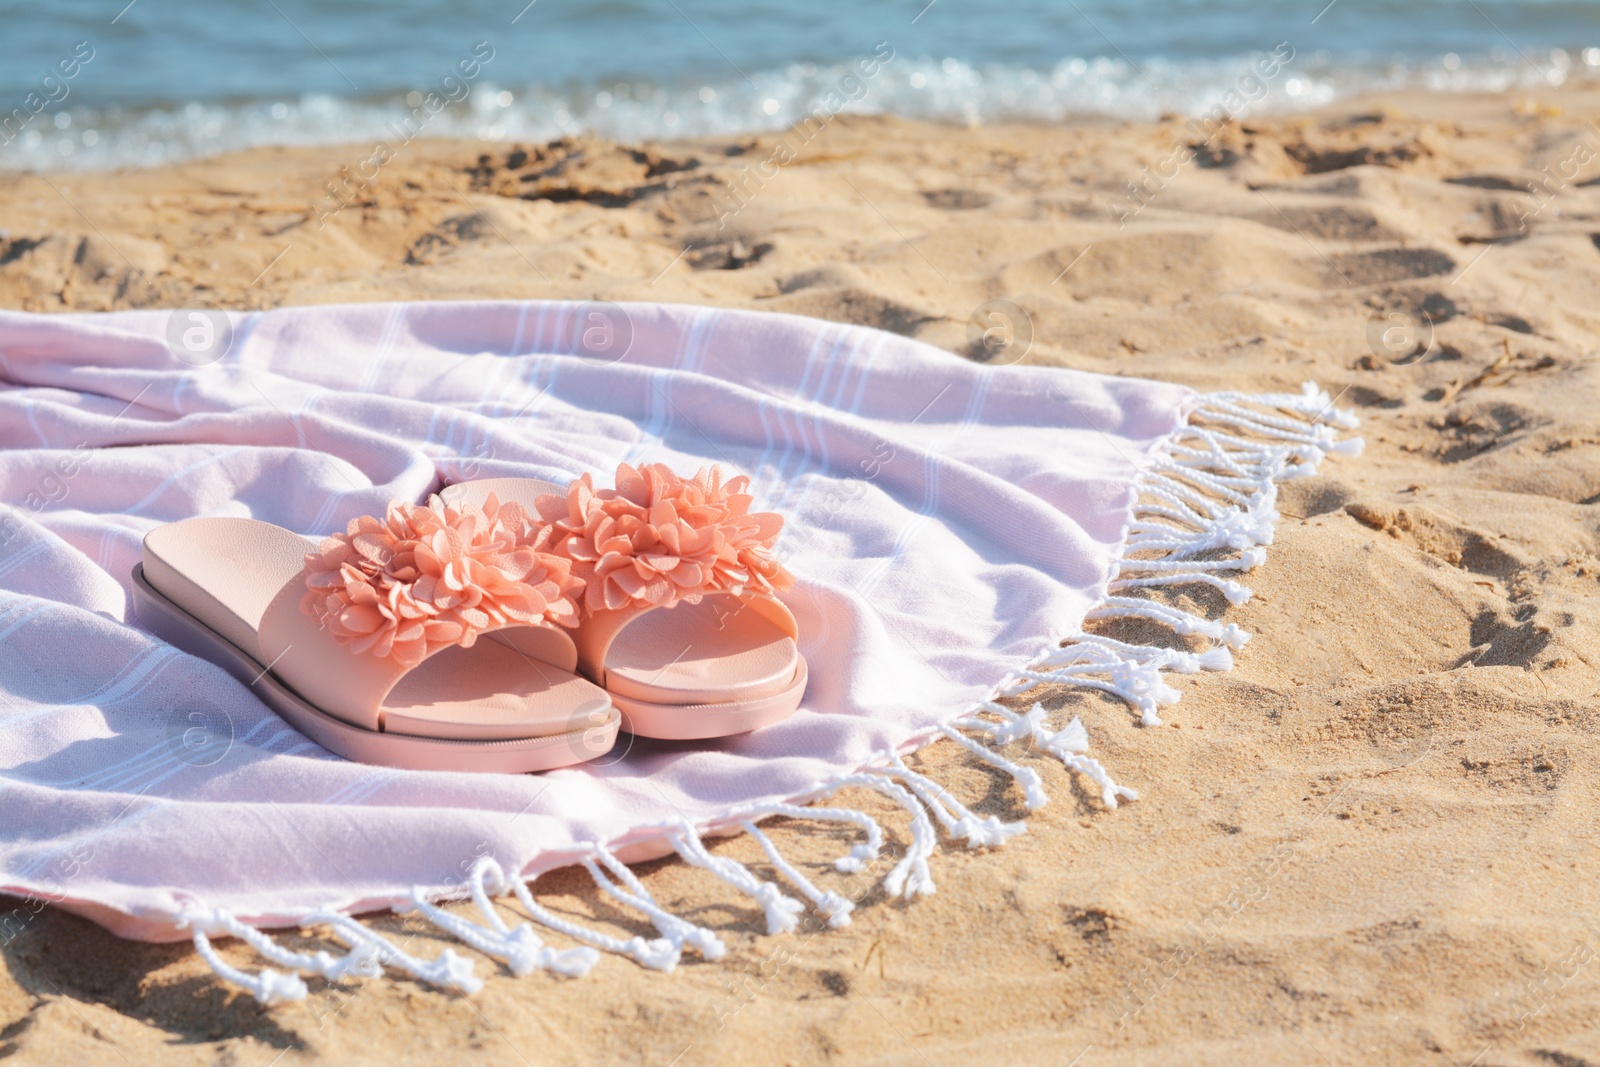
[0,300,1356,998]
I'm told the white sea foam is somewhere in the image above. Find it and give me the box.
[0,48,1590,172]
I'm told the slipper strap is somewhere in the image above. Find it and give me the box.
[256,569,579,733]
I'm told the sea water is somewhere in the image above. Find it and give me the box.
[1,0,1596,169]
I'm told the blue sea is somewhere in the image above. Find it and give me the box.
[1,0,1597,170]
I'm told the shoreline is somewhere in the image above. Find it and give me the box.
[4,53,1598,175]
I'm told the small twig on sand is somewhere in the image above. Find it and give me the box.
[1439,337,1513,404]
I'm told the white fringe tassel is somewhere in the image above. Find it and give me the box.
[670,820,807,935]
[956,701,1139,809]
[813,773,939,899]
[177,901,482,1005]
[1007,381,1360,727]
[503,864,682,972]
[582,843,727,961]
[739,820,856,928]
[396,858,600,978]
[876,757,1028,848]
[183,381,1355,1002]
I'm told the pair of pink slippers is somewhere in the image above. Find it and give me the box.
[131,464,808,773]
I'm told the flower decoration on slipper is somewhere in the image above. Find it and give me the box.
[300,494,585,667]
[534,463,795,613]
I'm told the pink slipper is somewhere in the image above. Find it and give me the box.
[131,495,619,772]
[441,465,807,741]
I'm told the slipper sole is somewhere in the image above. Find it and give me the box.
[609,657,808,740]
[132,565,620,773]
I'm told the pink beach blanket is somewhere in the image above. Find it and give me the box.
[0,301,1354,987]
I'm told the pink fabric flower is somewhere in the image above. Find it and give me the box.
[300,494,584,668]
[535,463,795,614]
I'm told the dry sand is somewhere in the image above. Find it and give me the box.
[4,88,1600,1065]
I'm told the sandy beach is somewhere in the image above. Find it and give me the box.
[5,87,1600,1065]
